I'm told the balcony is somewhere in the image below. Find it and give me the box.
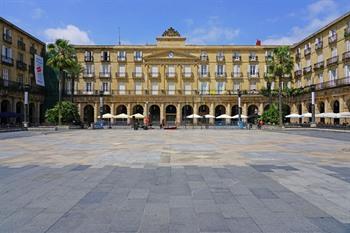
[132,72,144,78]
[16,60,27,71]
[343,51,350,63]
[17,40,26,51]
[117,56,126,62]
[294,70,302,78]
[249,56,258,62]
[315,41,323,50]
[313,61,324,70]
[115,72,127,78]
[344,27,350,38]
[149,72,160,78]
[216,55,225,62]
[326,56,338,66]
[313,76,350,91]
[231,72,243,78]
[84,56,94,62]
[247,72,259,79]
[265,55,273,62]
[328,34,337,44]
[83,72,95,78]
[3,33,12,43]
[134,56,142,62]
[166,72,177,78]
[29,46,37,55]
[100,56,110,62]
[215,72,227,79]
[303,66,312,75]
[99,72,111,78]
[1,56,14,66]
[198,72,210,78]
[295,52,301,61]
[182,72,193,78]
[304,47,311,56]
[200,55,209,62]
[233,56,241,62]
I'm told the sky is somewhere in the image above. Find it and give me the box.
[1,0,350,45]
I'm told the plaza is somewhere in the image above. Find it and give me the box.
[0,129,349,233]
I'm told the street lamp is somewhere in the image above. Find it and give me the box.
[238,89,242,124]
[310,85,316,127]
[99,90,104,125]
[23,84,30,128]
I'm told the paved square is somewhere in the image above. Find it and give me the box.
[0,129,350,233]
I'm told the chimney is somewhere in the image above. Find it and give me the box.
[256,40,261,46]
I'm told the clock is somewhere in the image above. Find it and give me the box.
[168,52,174,58]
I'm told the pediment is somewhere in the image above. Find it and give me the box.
[144,50,199,62]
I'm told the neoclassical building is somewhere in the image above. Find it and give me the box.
[0,17,46,126]
[68,12,350,126]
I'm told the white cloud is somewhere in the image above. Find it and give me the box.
[186,17,240,44]
[263,0,341,45]
[44,25,94,45]
[32,8,44,19]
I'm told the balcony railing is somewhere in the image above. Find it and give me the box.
[247,72,259,78]
[99,72,111,78]
[249,56,258,62]
[132,72,144,78]
[84,56,94,62]
[0,79,45,94]
[182,72,193,78]
[117,56,127,62]
[233,56,241,62]
[328,34,337,44]
[83,72,95,78]
[294,69,302,77]
[149,72,160,78]
[1,56,14,66]
[304,48,311,56]
[215,72,227,78]
[231,72,243,78]
[303,65,312,74]
[295,52,301,61]
[200,55,208,62]
[216,56,225,62]
[198,72,210,78]
[29,46,37,54]
[166,72,177,78]
[17,40,26,51]
[313,76,350,91]
[326,56,338,66]
[313,61,324,70]
[16,60,27,71]
[3,33,12,43]
[315,41,323,50]
[134,56,142,62]
[100,56,110,62]
[344,27,350,38]
[115,72,127,78]
[342,51,350,63]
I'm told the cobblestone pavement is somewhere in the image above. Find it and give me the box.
[0,129,350,233]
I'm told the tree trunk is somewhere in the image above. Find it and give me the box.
[278,77,283,127]
[71,75,74,103]
[58,70,62,126]
[267,81,272,105]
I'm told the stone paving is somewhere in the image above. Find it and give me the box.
[0,129,349,233]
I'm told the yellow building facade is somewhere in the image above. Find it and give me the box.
[0,17,46,126]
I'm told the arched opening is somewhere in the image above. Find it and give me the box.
[199,105,209,124]
[39,104,45,123]
[116,105,127,114]
[231,105,239,116]
[165,105,177,126]
[16,102,24,124]
[247,105,259,124]
[215,105,226,125]
[29,103,35,125]
[283,104,291,123]
[133,105,144,114]
[83,105,94,124]
[333,100,340,125]
[103,105,111,114]
[149,105,160,125]
[264,104,270,112]
[0,100,11,125]
[182,105,193,125]
[297,104,302,123]
[319,101,325,123]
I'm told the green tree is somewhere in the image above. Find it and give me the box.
[260,104,279,125]
[45,101,80,124]
[46,39,76,125]
[264,70,275,105]
[267,46,294,127]
[65,59,83,102]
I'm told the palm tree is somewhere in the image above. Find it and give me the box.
[47,39,75,125]
[65,59,83,102]
[268,46,293,127]
[264,68,275,105]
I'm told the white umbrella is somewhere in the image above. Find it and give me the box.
[323,112,339,118]
[131,113,144,119]
[101,113,114,119]
[285,113,302,118]
[114,113,129,119]
[232,114,248,119]
[315,113,325,118]
[216,114,232,119]
[302,112,312,118]
[339,112,350,118]
[186,114,202,119]
[204,114,215,119]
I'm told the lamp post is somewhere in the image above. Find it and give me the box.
[99,90,104,126]
[238,89,242,125]
[23,84,30,128]
[310,85,316,127]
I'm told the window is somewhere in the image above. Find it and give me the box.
[118,51,126,61]
[200,64,208,76]
[249,52,257,61]
[2,69,9,86]
[3,27,11,36]
[134,51,142,61]
[331,47,337,57]
[295,63,301,70]
[135,82,142,95]
[233,64,240,77]
[329,29,336,36]
[249,64,258,76]
[84,51,93,61]
[306,59,311,66]
[317,54,323,62]
[101,51,110,61]
[168,82,175,95]
[85,82,92,93]
[135,65,142,77]
[200,82,209,94]
[151,82,158,95]
[151,66,158,77]
[217,51,224,61]
[271,81,275,90]
[85,64,94,74]
[119,65,126,77]
[250,81,257,91]
[233,81,240,93]
[216,64,224,76]
[167,65,175,77]
[233,52,241,61]
[101,64,110,75]
[102,82,109,92]
[346,40,350,52]
[329,69,337,80]
[200,51,208,61]
[2,45,12,58]
[216,82,225,94]
[118,83,126,94]
[65,79,72,94]
[184,83,191,95]
[318,73,323,83]
[344,65,350,78]
[184,65,191,77]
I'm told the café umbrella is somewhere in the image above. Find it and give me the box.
[131,113,145,119]
[186,114,202,119]
[204,114,215,119]
[216,114,232,119]
[285,113,302,118]
[232,114,248,119]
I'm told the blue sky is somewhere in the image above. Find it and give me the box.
[1,0,350,45]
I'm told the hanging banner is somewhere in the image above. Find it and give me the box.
[34,54,45,86]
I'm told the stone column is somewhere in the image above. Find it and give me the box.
[160,103,165,125]
[209,103,215,124]
[339,96,345,124]
[77,103,83,122]
[94,103,98,122]
[258,103,264,115]
[176,103,181,126]
[111,103,115,124]
[193,103,198,125]
[226,103,231,124]
[242,103,247,116]
[127,103,131,124]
